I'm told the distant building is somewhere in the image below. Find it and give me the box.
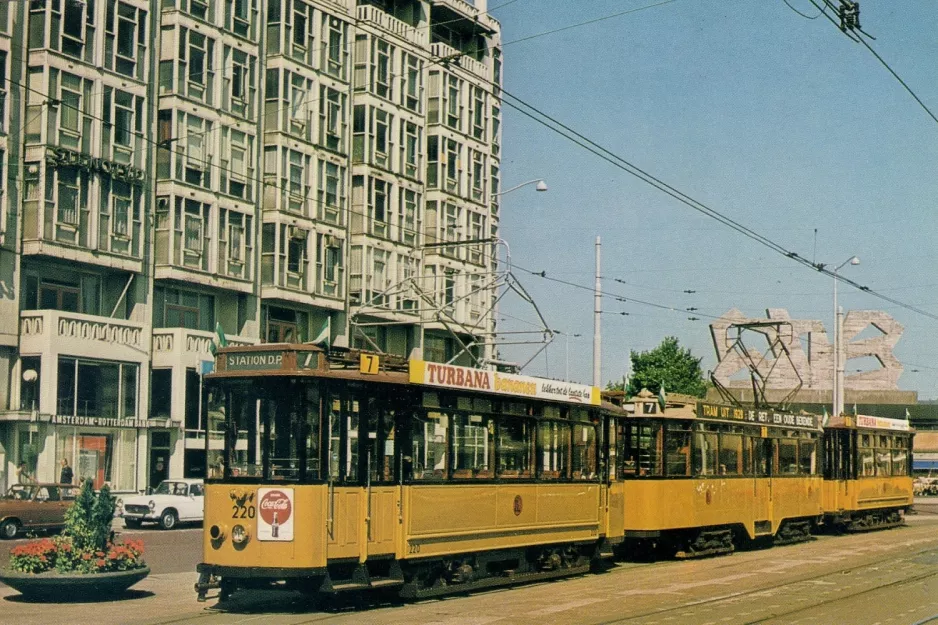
[0,0,503,491]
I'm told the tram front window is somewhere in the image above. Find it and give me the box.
[212,380,322,481]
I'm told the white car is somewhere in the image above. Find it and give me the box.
[117,479,204,530]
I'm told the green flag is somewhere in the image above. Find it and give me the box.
[209,322,228,356]
[311,317,331,349]
[657,383,666,411]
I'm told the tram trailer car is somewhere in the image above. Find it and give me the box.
[603,395,824,559]
[196,345,614,602]
[822,414,914,531]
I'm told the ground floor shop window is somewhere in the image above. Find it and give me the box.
[56,428,136,491]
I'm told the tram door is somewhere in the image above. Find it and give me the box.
[605,418,626,539]
[752,435,774,535]
[325,388,365,561]
[363,395,399,558]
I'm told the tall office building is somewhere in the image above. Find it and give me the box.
[0,0,502,491]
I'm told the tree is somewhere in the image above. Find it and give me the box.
[612,336,708,398]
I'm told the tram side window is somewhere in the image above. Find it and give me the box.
[409,412,448,481]
[497,418,534,478]
[754,438,772,476]
[452,414,493,479]
[778,439,799,475]
[694,431,718,476]
[327,397,361,482]
[624,423,663,477]
[741,436,754,476]
[571,423,597,479]
[665,426,691,477]
[859,434,876,477]
[224,385,262,478]
[893,441,908,476]
[539,421,570,480]
[718,434,742,476]
[268,398,302,480]
[798,439,817,475]
[875,447,892,476]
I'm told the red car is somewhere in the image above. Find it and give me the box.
[0,483,78,539]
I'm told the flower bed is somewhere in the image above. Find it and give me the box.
[9,536,145,574]
[1,480,148,600]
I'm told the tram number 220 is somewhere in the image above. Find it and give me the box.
[232,504,256,519]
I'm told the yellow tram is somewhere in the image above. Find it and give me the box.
[195,344,609,601]
[822,414,914,531]
[604,393,824,557]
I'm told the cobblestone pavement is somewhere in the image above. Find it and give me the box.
[4,515,938,625]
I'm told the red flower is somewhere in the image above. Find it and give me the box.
[81,553,92,561]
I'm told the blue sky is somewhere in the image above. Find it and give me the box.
[489,1,938,396]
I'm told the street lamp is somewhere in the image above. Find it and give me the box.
[494,179,548,197]
[832,255,860,417]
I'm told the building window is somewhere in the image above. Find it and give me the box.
[399,188,419,246]
[218,208,253,278]
[59,0,94,60]
[401,120,420,179]
[153,286,215,331]
[180,114,212,188]
[57,357,138,420]
[224,47,255,118]
[470,85,486,141]
[174,198,210,270]
[403,53,421,113]
[106,1,146,79]
[225,0,252,38]
[220,128,254,199]
[323,242,342,285]
[373,108,391,167]
[373,39,392,99]
[24,272,100,314]
[370,178,389,238]
[444,137,461,192]
[446,74,462,130]
[323,16,346,78]
[320,86,345,151]
[179,28,215,103]
[318,160,344,223]
[99,177,141,257]
[54,71,91,151]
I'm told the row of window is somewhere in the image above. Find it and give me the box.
[428,70,495,144]
[266,0,348,78]
[26,67,146,171]
[163,0,258,42]
[353,35,423,114]
[29,0,149,81]
[427,134,499,203]
[352,105,424,180]
[616,422,820,478]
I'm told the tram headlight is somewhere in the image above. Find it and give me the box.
[231,524,249,545]
[210,524,227,541]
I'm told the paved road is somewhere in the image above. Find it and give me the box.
[3,516,938,624]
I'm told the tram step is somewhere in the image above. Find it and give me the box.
[329,578,404,592]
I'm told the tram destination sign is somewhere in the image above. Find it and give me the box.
[409,360,601,406]
[225,351,284,371]
[856,414,911,431]
[697,403,820,430]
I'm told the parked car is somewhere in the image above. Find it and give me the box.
[116,479,204,530]
[0,483,78,539]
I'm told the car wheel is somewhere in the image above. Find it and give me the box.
[159,510,178,530]
[124,519,143,530]
[1,519,20,540]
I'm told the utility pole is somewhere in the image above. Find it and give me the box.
[593,236,602,388]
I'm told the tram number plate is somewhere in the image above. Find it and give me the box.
[360,354,380,375]
[232,504,256,519]
[408,542,421,554]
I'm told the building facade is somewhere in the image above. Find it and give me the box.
[0,0,502,492]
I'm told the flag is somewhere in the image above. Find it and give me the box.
[311,317,331,349]
[209,322,228,356]
[822,406,829,426]
[853,403,858,415]
[657,383,666,411]
[906,407,911,420]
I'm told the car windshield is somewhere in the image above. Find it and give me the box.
[6,485,35,500]
[155,481,189,496]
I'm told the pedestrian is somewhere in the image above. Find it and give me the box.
[16,462,32,484]
[59,458,74,484]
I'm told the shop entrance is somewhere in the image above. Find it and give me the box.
[78,435,108,489]
[149,431,171,489]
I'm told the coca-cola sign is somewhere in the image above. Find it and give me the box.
[259,490,293,525]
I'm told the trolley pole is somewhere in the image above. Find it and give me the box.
[593,236,602,388]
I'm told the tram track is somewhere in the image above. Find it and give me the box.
[592,535,938,625]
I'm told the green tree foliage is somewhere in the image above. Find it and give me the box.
[612,336,708,398]
[63,480,115,554]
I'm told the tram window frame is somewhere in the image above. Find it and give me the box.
[451,413,494,479]
[892,445,909,476]
[538,420,571,480]
[694,430,718,477]
[875,446,892,476]
[365,394,401,484]
[571,422,598,480]
[718,433,743,476]
[798,438,817,475]
[408,410,449,481]
[777,438,799,475]
[754,437,772,477]
[664,423,692,477]
[621,422,664,478]
[497,417,535,479]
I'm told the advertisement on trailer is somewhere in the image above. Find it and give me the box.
[257,488,294,541]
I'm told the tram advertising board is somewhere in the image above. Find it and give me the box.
[856,414,911,431]
[697,403,819,430]
[409,360,601,406]
[257,488,294,541]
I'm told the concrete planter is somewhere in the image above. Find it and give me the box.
[0,566,150,601]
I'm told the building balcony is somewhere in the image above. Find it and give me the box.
[431,0,499,33]
[152,328,257,369]
[430,42,488,81]
[357,5,428,48]
[20,310,147,363]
